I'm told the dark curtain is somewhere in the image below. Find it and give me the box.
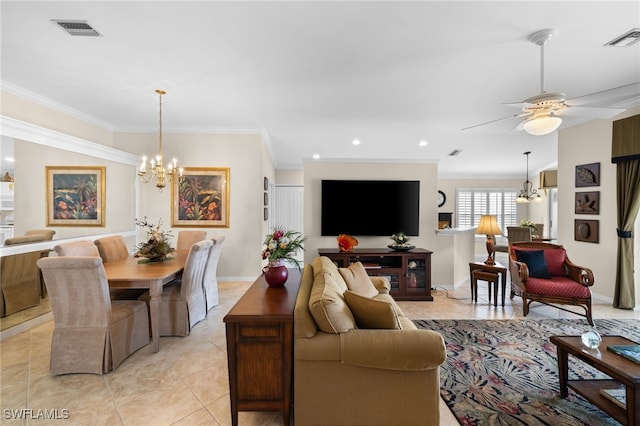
[612,114,640,309]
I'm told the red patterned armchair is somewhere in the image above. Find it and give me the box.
[509,242,595,325]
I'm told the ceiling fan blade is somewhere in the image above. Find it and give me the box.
[559,105,626,119]
[502,101,534,108]
[461,112,530,131]
[566,82,640,107]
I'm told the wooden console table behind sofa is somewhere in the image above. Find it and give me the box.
[224,269,301,426]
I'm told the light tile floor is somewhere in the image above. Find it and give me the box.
[2,274,639,425]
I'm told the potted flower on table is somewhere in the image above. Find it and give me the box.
[261,226,305,287]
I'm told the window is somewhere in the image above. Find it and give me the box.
[456,188,517,231]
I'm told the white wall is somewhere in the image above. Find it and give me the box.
[113,132,271,279]
[558,107,640,303]
[303,160,438,267]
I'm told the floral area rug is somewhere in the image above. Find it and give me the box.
[414,319,640,426]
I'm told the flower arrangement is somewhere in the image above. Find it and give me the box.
[518,220,538,231]
[134,217,175,263]
[337,234,358,252]
[391,232,410,245]
[262,226,305,269]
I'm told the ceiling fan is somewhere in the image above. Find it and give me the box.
[462,29,640,135]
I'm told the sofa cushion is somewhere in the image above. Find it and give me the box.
[515,249,551,279]
[339,262,378,298]
[512,246,567,276]
[308,272,356,334]
[313,256,348,292]
[344,290,401,330]
[525,276,591,299]
[543,248,567,276]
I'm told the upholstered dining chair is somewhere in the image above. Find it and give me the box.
[94,235,129,262]
[176,230,207,251]
[37,256,150,375]
[94,235,146,300]
[203,236,225,311]
[140,239,213,336]
[495,226,533,254]
[24,229,56,240]
[53,240,100,257]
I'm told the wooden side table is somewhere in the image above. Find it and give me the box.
[469,261,507,307]
[224,269,301,426]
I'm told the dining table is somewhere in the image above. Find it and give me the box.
[103,250,188,352]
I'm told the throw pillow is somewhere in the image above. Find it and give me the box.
[339,262,379,298]
[515,249,551,279]
[343,290,401,329]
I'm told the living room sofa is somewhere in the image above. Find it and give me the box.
[293,256,446,425]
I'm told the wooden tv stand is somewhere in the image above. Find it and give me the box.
[318,248,433,301]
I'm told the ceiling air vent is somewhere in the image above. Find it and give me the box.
[51,20,101,37]
[605,28,640,47]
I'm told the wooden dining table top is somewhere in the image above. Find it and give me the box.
[103,250,189,281]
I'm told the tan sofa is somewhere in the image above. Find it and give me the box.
[294,256,447,425]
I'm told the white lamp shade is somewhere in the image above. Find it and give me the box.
[523,115,563,136]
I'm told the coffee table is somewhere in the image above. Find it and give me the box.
[551,335,640,425]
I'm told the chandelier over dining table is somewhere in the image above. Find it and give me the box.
[138,89,184,191]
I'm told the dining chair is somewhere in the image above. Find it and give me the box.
[37,256,150,375]
[140,239,213,336]
[176,230,207,251]
[94,235,129,262]
[203,236,225,312]
[24,229,56,240]
[53,240,100,257]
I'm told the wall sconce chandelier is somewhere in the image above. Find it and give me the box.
[138,89,183,191]
[515,151,543,203]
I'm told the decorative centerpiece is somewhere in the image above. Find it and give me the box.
[261,226,305,287]
[134,217,175,263]
[337,234,358,252]
[388,232,415,251]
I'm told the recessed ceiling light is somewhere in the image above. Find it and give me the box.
[312,154,320,160]
[419,140,428,147]
[352,139,361,146]
[605,28,640,47]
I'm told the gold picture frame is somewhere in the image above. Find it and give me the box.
[172,167,230,227]
[46,166,105,226]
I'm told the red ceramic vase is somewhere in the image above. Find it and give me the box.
[263,265,289,288]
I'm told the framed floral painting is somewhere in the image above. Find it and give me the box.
[172,167,230,227]
[46,166,105,226]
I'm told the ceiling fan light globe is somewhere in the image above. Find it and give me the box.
[523,115,563,135]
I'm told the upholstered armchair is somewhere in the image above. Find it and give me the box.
[176,230,207,251]
[509,241,594,325]
[37,256,149,375]
[203,236,225,311]
[139,239,212,336]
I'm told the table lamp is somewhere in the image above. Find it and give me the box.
[475,215,503,265]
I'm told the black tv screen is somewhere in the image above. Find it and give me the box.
[321,180,420,236]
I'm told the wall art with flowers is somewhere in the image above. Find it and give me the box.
[46,166,105,226]
[172,167,230,227]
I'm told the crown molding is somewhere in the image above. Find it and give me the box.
[0,115,139,166]
[1,80,114,131]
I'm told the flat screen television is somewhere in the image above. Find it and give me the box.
[321,180,420,236]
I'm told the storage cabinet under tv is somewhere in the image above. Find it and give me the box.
[318,248,433,301]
